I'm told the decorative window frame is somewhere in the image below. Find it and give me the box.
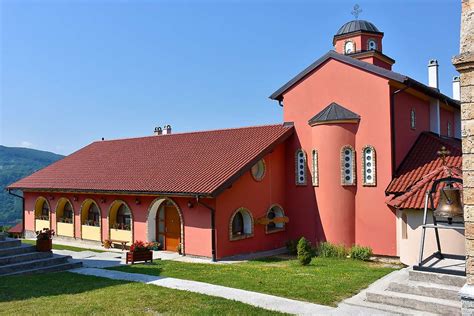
[265,204,286,234]
[340,145,356,186]
[250,158,266,182]
[367,38,377,51]
[344,40,355,54]
[362,145,377,187]
[295,149,307,186]
[311,149,319,187]
[229,207,254,241]
[410,108,416,130]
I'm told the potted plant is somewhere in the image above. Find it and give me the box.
[126,241,157,264]
[36,228,54,252]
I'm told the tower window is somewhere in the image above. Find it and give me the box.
[312,149,319,186]
[447,122,452,137]
[367,39,377,51]
[362,146,376,186]
[410,108,416,130]
[344,41,355,54]
[251,159,266,181]
[295,149,307,185]
[341,146,355,186]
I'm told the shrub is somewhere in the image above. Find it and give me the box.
[285,238,299,255]
[317,242,347,258]
[297,237,312,265]
[349,245,373,261]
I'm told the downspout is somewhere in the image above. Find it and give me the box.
[195,195,217,262]
[7,189,25,237]
[390,85,410,174]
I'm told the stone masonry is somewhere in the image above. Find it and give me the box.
[453,0,474,314]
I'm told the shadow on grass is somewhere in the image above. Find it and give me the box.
[108,262,163,276]
[0,271,132,303]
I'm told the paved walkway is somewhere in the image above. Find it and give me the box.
[70,267,395,315]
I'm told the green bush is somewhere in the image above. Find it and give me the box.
[285,238,299,255]
[317,242,347,258]
[349,245,373,261]
[297,237,312,265]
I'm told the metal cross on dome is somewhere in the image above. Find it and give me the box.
[351,4,362,20]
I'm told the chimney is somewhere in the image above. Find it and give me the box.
[154,127,162,136]
[162,125,172,135]
[453,76,460,100]
[428,59,439,89]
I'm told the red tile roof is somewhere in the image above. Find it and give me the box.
[8,124,293,197]
[386,132,462,209]
[8,222,22,234]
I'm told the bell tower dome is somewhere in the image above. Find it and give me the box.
[333,20,395,70]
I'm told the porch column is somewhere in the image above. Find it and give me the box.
[453,0,474,312]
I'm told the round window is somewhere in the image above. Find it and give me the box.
[251,159,266,181]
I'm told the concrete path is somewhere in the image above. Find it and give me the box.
[70,267,396,315]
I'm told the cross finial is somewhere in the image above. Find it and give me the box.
[437,146,451,167]
[351,4,362,20]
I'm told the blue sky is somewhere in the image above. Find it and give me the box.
[0,0,461,155]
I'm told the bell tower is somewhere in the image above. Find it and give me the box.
[333,17,395,70]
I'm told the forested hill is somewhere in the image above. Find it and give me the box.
[0,145,64,225]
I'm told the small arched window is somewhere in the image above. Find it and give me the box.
[312,149,319,186]
[362,146,376,186]
[344,41,354,54]
[87,203,100,227]
[251,159,266,181]
[41,201,50,220]
[341,146,356,186]
[63,202,73,223]
[266,205,285,233]
[295,149,307,185]
[367,39,377,51]
[447,122,452,137]
[230,208,253,240]
[116,204,132,231]
[410,108,416,130]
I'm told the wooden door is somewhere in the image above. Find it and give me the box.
[165,206,181,251]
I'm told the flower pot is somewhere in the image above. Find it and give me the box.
[126,250,153,265]
[36,239,52,252]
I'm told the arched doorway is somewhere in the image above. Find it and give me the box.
[56,198,74,237]
[80,199,102,242]
[147,198,183,253]
[34,197,50,231]
[108,200,133,243]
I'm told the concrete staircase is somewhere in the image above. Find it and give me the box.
[343,267,464,315]
[0,238,81,276]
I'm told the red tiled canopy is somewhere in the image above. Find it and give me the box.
[8,124,294,197]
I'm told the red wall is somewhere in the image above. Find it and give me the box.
[440,107,455,137]
[282,58,397,255]
[215,142,288,258]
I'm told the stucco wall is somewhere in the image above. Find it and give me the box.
[397,209,465,266]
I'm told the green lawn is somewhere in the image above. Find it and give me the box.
[22,239,106,253]
[111,256,398,306]
[0,272,283,315]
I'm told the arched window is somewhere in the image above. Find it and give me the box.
[312,149,319,186]
[35,198,50,220]
[448,122,452,137]
[367,39,377,51]
[61,201,73,223]
[344,41,354,54]
[295,149,307,185]
[116,204,132,231]
[341,146,355,185]
[410,108,416,130]
[86,203,100,227]
[230,208,253,240]
[362,146,376,186]
[251,159,266,181]
[266,205,285,233]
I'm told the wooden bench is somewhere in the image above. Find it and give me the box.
[110,239,129,251]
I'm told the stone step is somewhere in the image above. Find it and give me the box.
[0,251,53,266]
[0,239,21,249]
[409,270,466,287]
[388,280,461,301]
[0,255,71,275]
[0,245,36,257]
[0,233,6,241]
[366,290,461,315]
[1,262,82,277]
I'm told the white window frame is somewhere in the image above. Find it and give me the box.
[362,145,377,186]
[312,149,319,187]
[410,108,416,130]
[341,145,356,186]
[295,149,307,186]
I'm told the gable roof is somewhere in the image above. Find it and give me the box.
[308,102,360,126]
[269,50,460,110]
[7,124,294,197]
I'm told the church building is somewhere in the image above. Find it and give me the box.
[8,19,463,263]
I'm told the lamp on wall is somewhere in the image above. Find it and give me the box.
[135,198,141,205]
[187,201,194,208]
[48,195,55,200]
[100,197,106,204]
[73,196,78,201]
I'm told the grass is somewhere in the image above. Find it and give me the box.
[111,256,398,306]
[0,272,283,315]
[21,239,106,253]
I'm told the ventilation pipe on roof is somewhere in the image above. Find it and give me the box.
[453,76,461,101]
[428,59,439,89]
[154,127,162,136]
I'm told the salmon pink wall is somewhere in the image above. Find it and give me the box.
[215,143,287,259]
[282,58,397,255]
[334,33,383,54]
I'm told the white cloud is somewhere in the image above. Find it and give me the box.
[20,141,34,148]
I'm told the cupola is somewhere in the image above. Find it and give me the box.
[333,20,395,70]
